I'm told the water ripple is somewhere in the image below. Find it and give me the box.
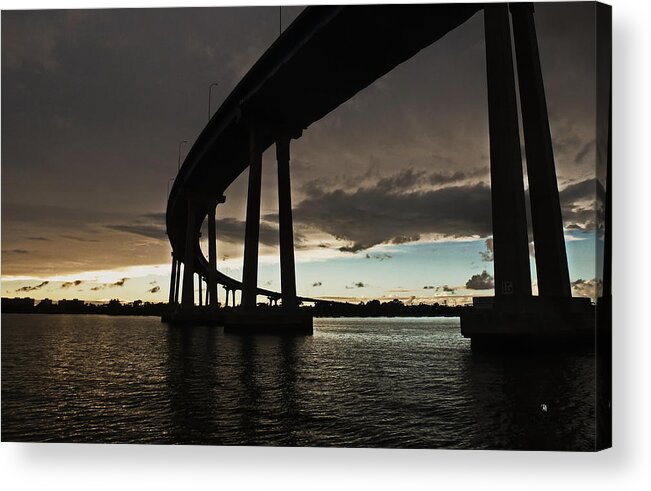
[2,314,596,449]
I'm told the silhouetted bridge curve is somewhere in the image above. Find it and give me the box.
[165,3,603,341]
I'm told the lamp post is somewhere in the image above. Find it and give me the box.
[208,82,219,121]
[177,140,188,171]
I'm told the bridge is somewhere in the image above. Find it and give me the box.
[163,3,606,343]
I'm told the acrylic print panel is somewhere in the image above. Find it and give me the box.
[1,2,611,450]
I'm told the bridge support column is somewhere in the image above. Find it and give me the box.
[206,195,225,309]
[168,254,178,305]
[276,136,298,308]
[198,276,203,306]
[511,3,570,298]
[181,198,197,308]
[242,127,263,308]
[484,4,531,298]
[174,260,181,304]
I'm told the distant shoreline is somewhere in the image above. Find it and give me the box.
[2,297,468,319]
[1,310,464,319]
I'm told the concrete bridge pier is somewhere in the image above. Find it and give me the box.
[207,196,226,309]
[175,260,181,304]
[276,135,298,308]
[241,127,263,308]
[181,198,198,308]
[460,4,594,351]
[511,2,571,298]
[168,253,178,305]
[223,286,231,307]
[483,3,531,299]
[224,126,311,333]
[198,275,203,306]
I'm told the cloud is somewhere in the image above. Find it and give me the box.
[148,286,161,293]
[61,280,83,288]
[106,224,166,240]
[423,285,435,289]
[365,253,392,261]
[90,277,129,290]
[574,139,595,165]
[0,4,598,283]
[559,178,601,229]
[465,271,494,290]
[293,175,493,253]
[60,234,100,243]
[2,249,30,254]
[27,236,50,241]
[345,282,366,289]
[391,235,421,245]
[479,238,493,262]
[15,281,49,292]
[571,278,602,299]
[441,285,456,294]
[312,281,323,287]
[291,173,599,255]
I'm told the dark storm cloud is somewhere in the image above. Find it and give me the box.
[465,271,494,290]
[428,169,487,185]
[290,170,602,254]
[479,238,493,262]
[61,280,83,288]
[345,282,366,289]
[16,280,49,292]
[107,224,166,240]
[60,234,100,243]
[107,212,288,247]
[571,278,602,298]
[1,4,598,278]
[365,253,392,261]
[293,177,492,253]
[90,277,129,290]
[574,139,595,165]
[559,178,604,229]
[217,217,279,247]
[2,7,292,275]
[148,286,161,293]
[312,282,322,287]
[2,249,30,254]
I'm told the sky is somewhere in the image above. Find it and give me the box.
[1,3,602,305]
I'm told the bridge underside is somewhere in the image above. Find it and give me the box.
[163,3,608,348]
[167,4,482,264]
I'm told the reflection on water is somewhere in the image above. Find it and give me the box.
[1,314,596,449]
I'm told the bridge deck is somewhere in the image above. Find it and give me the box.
[166,4,482,299]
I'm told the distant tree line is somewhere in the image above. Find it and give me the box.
[1,297,169,316]
[311,298,468,317]
[2,297,469,318]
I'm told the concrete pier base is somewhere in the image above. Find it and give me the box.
[460,296,595,353]
[224,308,313,335]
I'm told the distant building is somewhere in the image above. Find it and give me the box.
[57,299,86,314]
[2,297,35,313]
